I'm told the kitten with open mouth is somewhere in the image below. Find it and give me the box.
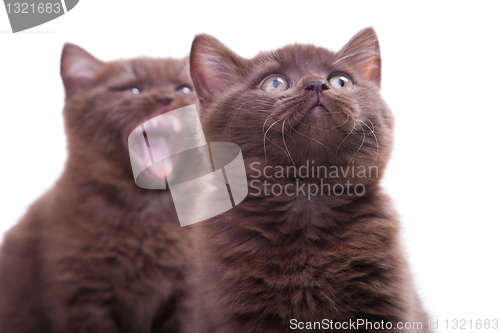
[0,44,196,333]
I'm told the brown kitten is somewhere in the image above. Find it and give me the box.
[189,28,431,332]
[0,44,196,333]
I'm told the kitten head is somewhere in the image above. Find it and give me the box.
[190,28,394,185]
[60,44,196,188]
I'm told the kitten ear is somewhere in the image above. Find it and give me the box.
[61,43,104,96]
[190,34,246,103]
[337,27,381,87]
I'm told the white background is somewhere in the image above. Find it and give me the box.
[1,1,499,331]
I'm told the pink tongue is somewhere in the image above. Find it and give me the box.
[143,114,184,180]
[129,131,175,181]
[147,140,173,180]
[129,111,189,185]
[163,158,173,178]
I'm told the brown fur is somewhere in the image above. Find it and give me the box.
[0,44,196,333]
[189,28,431,332]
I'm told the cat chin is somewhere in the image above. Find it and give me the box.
[309,105,328,115]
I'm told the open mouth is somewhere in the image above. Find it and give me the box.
[124,106,174,142]
[126,106,183,181]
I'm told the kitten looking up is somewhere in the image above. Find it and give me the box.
[189,28,431,332]
[0,44,196,333]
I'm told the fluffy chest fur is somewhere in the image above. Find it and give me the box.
[193,189,409,331]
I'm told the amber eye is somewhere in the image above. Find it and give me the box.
[261,76,290,93]
[328,75,354,91]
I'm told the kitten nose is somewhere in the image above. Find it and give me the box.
[156,96,174,105]
[305,81,329,94]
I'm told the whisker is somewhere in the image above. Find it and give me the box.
[327,112,351,131]
[361,119,387,165]
[282,118,295,166]
[335,120,356,160]
[348,122,366,165]
[262,116,277,163]
[359,120,378,166]
[263,118,290,165]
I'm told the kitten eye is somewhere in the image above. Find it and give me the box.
[130,87,140,94]
[328,75,354,91]
[261,76,290,93]
[177,86,191,94]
